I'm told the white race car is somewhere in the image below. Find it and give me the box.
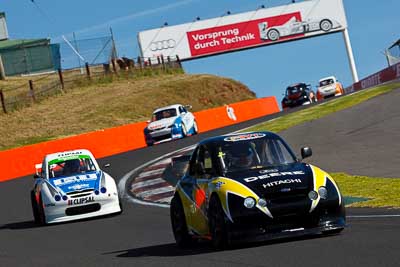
[144,104,198,146]
[30,149,122,225]
[259,16,341,42]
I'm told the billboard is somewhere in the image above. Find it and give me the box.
[138,0,347,60]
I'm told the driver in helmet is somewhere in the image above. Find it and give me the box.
[230,143,255,168]
[63,159,81,175]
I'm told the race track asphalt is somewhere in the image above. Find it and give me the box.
[1,88,400,266]
[280,87,400,177]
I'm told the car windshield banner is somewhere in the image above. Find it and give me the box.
[138,0,347,60]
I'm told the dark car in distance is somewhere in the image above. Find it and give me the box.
[281,83,316,109]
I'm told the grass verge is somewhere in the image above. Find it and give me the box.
[332,173,400,208]
[247,82,400,133]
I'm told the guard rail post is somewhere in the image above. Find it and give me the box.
[161,55,165,71]
[85,62,91,80]
[0,55,6,80]
[176,55,182,69]
[29,80,36,103]
[0,89,6,113]
[58,68,65,92]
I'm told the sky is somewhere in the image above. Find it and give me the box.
[1,0,399,103]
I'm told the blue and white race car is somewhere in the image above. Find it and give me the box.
[144,104,198,146]
[30,149,122,225]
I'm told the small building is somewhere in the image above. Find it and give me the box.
[0,39,61,76]
[0,12,60,76]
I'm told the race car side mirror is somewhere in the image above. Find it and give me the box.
[301,147,312,159]
[33,174,40,179]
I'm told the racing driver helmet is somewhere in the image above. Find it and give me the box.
[63,159,81,175]
[231,143,255,168]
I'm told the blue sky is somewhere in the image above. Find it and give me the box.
[2,0,399,103]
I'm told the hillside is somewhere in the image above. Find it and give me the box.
[0,73,256,150]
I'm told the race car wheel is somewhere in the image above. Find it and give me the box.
[38,195,47,225]
[320,19,333,32]
[170,195,193,247]
[118,196,123,215]
[30,190,40,224]
[181,124,187,137]
[209,196,230,249]
[267,29,280,41]
[193,121,198,135]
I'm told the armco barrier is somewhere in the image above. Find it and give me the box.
[0,96,279,181]
[345,61,400,93]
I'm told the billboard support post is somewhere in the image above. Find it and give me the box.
[342,28,359,83]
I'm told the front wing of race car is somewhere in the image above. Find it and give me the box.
[40,175,121,224]
[208,166,345,242]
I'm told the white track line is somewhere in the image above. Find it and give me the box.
[347,214,400,218]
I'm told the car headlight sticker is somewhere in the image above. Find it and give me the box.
[318,186,328,199]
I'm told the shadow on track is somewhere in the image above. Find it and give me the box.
[105,233,338,258]
[0,220,38,230]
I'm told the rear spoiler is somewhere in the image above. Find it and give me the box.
[35,163,42,176]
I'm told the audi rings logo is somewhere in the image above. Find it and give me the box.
[150,39,176,51]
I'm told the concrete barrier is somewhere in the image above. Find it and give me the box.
[0,96,279,181]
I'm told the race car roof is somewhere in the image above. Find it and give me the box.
[319,76,336,82]
[152,104,183,114]
[199,131,279,145]
[44,149,94,163]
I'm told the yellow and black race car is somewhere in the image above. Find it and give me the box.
[170,132,345,249]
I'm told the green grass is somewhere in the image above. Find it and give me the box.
[332,173,400,208]
[248,82,400,133]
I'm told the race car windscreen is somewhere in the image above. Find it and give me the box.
[217,136,296,172]
[320,79,334,86]
[151,108,177,121]
[48,157,97,178]
[286,85,304,95]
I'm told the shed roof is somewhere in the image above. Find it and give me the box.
[0,38,49,50]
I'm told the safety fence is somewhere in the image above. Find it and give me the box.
[0,96,279,181]
[0,55,183,114]
[344,61,400,93]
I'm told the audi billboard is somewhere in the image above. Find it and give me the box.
[138,0,348,61]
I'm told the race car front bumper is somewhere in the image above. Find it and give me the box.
[226,196,346,243]
[44,191,121,224]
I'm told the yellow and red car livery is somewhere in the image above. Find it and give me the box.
[170,132,345,249]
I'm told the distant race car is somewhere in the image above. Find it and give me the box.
[281,83,316,109]
[31,149,122,225]
[317,76,344,101]
[170,132,345,249]
[259,16,341,42]
[144,104,198,146]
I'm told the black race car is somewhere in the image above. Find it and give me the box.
[281,83,316,109]
[170,132,345,249]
